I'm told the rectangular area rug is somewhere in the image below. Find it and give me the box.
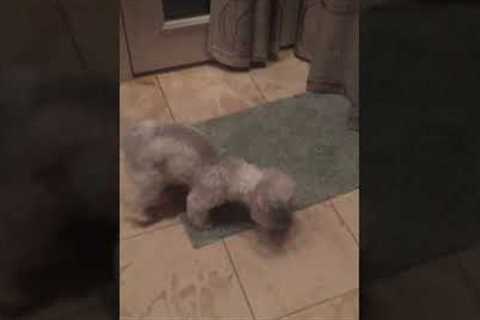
[181,93,359,248]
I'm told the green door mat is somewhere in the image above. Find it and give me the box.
[182,93,359,248]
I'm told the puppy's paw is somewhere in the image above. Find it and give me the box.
[189,218,213,231]
[125,215,152,227]
[203,221,214,230]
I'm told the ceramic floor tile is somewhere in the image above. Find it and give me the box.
[120,150,179,240]
[157,64,264,123]
[365,254,480,320]
[119,76,173,134]
[120,225,253,320]
[281,289,359,320]
[250,50,309,102]
[225,203,359,320]
[330,190,359,242]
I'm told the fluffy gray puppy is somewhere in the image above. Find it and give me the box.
[122,120,296,231]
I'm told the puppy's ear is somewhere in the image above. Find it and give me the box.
[288,196,299,211]
[251,183,267,213]
[283,175,296,196]
[266,169,296,200]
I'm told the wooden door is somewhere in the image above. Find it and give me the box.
[121,0,211,75]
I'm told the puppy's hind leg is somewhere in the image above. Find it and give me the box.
[129,173,170,226]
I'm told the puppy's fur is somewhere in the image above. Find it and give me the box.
[122,121,296,231]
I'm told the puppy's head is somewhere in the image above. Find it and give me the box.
[250,169,296,231]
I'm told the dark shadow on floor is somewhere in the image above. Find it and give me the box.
[361,2,480,319]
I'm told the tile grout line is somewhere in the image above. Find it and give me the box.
[154,76,177,122]
[328,199,359,247]
[273,288,358,320]
[121,220,181,241]
[248,72,269,103]
[222,239,257,320]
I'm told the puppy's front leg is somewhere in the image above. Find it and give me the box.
[186,187,221,230]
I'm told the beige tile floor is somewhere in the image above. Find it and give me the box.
[120,50,359,320]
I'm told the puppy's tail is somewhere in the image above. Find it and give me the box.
[121,120,159,157]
